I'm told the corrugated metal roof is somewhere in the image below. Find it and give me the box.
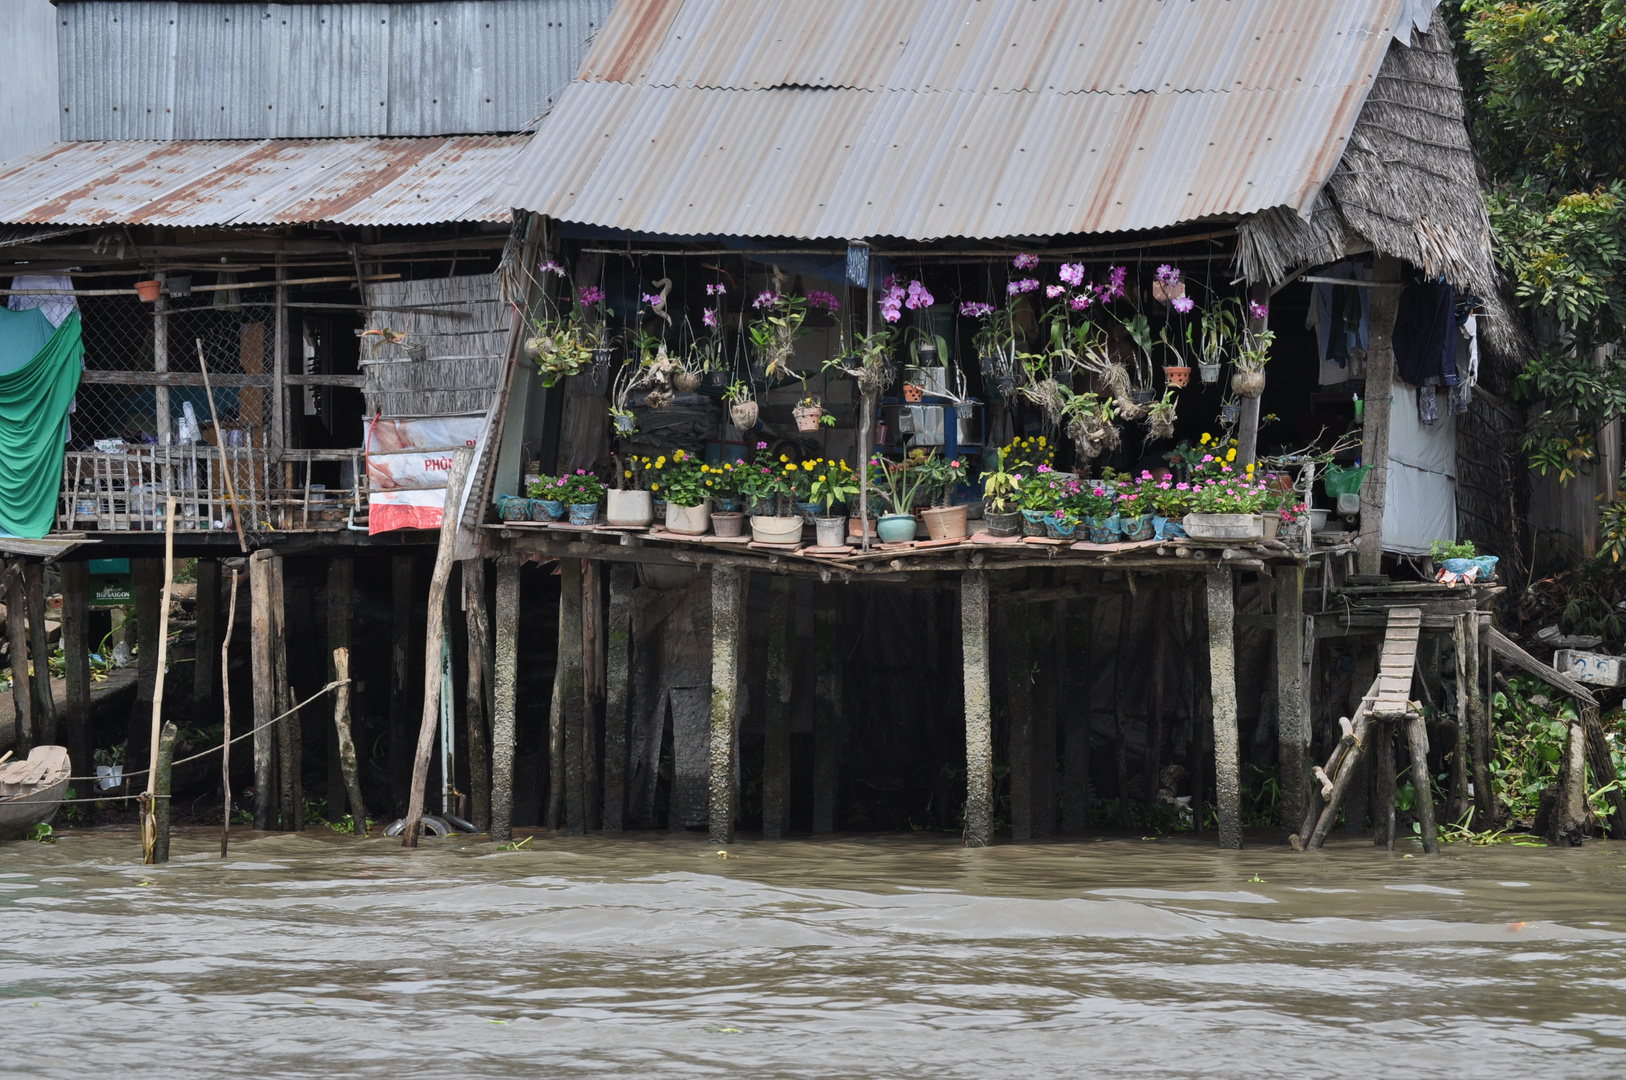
[0,135,528,226]
[56,0,617,140]
[507,0,1433,240]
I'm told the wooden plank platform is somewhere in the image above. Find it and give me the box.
[1373,607,1422,716]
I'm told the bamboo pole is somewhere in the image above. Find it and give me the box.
[332,648,366,837]
[142,498,178,860]
[402,448,473,848]
[196,338,249,552]
[962,570,993,847]
[220,566,240,857]
[491,556,520,842]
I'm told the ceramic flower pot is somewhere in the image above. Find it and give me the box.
[1123,513,1155,542]
[903,383,925,403]
[1086,515,1118,545]
[814,517,846,548]
[793,404,824,432]
[714,496,741,513]
[711,511,745,538]
[877,514,918,543]
[920,504,969,541]
[605,488,653,527]
[1232,369,1266,398]
[1262,511,1281,540]
[1020,509,1048,537]
[1163,365,1191,388]
[135,279,162,302]
[531,498,564,522]
[665,500,711,535]
[751,514,804,545]
[568,502,599,526]
[983,510,1021,537]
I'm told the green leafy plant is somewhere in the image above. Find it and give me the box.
[1431,538,1479,561]
[554,469,604,505]
[981,450,1023,515]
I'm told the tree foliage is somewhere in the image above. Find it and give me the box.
[1452,1,1626,480]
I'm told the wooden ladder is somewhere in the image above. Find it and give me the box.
[1297,607,1439,853]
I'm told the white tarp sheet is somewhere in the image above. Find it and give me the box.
[1382,379,1456,555]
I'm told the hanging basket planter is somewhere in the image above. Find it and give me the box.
[673,370,701,393]
[1198,360,1222,384]
[793,402,824,432]
[729,400,759,431]
[1232,369,1266,398]
[1163,365,1191,389]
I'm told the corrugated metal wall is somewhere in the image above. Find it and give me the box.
[56,0,615,139]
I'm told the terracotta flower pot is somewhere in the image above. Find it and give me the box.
[919,504,968,541]
[711,511,745,538]
[903,383,925,403]
[848,516,877,540]
[1163,365,1192,388]
[135,279,162,302]
[793,404,824,432]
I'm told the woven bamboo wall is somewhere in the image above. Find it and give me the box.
[361,274,509,419]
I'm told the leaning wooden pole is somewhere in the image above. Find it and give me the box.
[402,448,473,848]
[146,721,178,865]
[1205,563,1242,849]
[491,556,520,842]
[220,566,240,857]
[332,647,366,836]
[197,337,249,553]
[962,570,993,847]
[707,565,745,846]
[141,498,178,859]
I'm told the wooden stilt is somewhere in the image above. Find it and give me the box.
[1145,594,1167,820]
[1008,604,1035,841]
[402,447,472,848]
[491,556,520,842]
[23,562,56,745]
[59,561,92,782]
[602,563,633,832]
[1374,719,1396,850]
[147,721,178,865]
[1300,677,1378,850]
[1466,615,1495,829]
[331,647,366,836]
[1205,564,1242,849]
[271,558,300,830]
[812,588,842,834]
[142,499,178,855]
[248,551,277,830]
[194,558,220,728]
[1449,616,1472,825]
[962,570,994,847]
[1188,586,1206,836]
[1358,254,1402,576]
[1113,591,1133,830]
[1031,599,1060,838]
[1583,704,1626,840]
[557,558,586,835]
[326,558,353,821]
[127,557,162,778]
[546,612,566,833]
[580,559,604,831]
[1404,711,1439,853]
[1061,599,1092,834]
[4,561,34,755]
[389,555,415,815]
[462,559,492,832]
[220,566,240,857]
[760,574,794,839]
[708,565,744,846]
[1274,563,1307,829]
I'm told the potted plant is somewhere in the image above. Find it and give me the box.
[869,454,935,543]
[747,288,808,380]
[527,473,569,521]
[1063,392,1121,462]
[605,455,653,527]
[529,267,617,389]
[916,452,969,541]
[784,455,822,520]
[1147,388,1178,440]
[808,460,859,548]
[981,450,1023,537]
[1115,473,1157,541]
[1074,482,1118,544]
[1232,301,1272,398]
[556,469,605,526]
[1151,478,1193,539]
[707,458,748,538]
[1183,469,1269,539]
[1017,464,1058,536]
[1195,298,1237,385]
[659,449,712,535]
[724,380,758,432]
[741,445,801,544]
[793,395,834,433]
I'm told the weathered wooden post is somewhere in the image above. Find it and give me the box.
[1113,589,1134,830]
[1274,562,1308,830]
[962,570,993,848]
[462,558,492,832]
[127,557,162,774]
[326,558,353,820]
[580,559,604,831]
[1032,599,1061,839]
[1403,710,1440,854]
[402,447,472,848]
[602,563,633,832]
[1467,613,1495,829]
[761,575,794,839]
[59,561,92,782]
[194,558,220,728]
[1205,563,1242,849]
[5,562,34,755]
[23,562,56,745]
[708,565,744,846]
[331,647,366,836]
[389,555,415,814]
[248,550,278,829]
[812,587,842,834]
[142,499,178,858]
[491,555,520,842]
[556,558,586,835]
[147,721,178,865]
[1007,605,1035,841]
[271,553,300,830]
[1358,255,1402,575]
[1062,599,1093,834]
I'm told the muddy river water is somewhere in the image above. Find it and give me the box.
[3,829,1625,1078]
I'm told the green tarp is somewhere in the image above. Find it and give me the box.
[0,310,84,538]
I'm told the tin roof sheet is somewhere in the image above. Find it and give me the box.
[508,0,1434,240]
[0,135,529,226]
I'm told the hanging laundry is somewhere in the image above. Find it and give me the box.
[1306,261,1370,385]
[8,274,79,328]
[1393,281,1458,387]
[1418,383,1439,425]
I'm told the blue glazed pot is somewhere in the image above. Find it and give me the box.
[714,496,741,513]
[1086,515,1118,545]
[877,514,918,543]
[531,498,564,522]
[568,502,599,526]
[1020,509,1048,537]
[1044,514,1078,540]
[1153,515,1187,540]
[797,501,821,523]
[1123,513,1155,541]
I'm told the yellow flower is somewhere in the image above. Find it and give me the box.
[1199,433,1210,444]
[656,456,666,468]
[700,464,709,473]
[784,463,795,472]
[803,460,814,471]
[705,480,713,486]
[650,483,659,491]
[779,454,788,463]
[674,449,685,460]
[623,470,632,478]
[817,475,826,482]
[1226,448,1237,462]
[1037,436,1046,446]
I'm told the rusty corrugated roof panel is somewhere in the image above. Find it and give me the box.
[511,0,1428,240]
[0,136,529,227]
